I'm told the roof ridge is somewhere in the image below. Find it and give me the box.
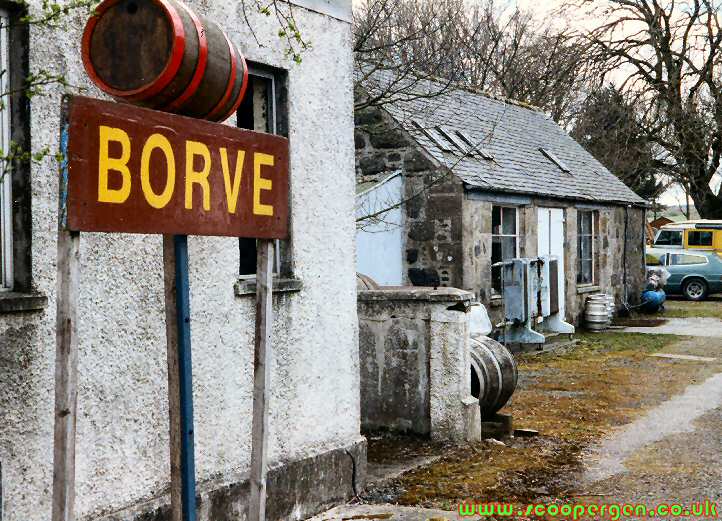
[355,63,545,113]
[415,72,546,113]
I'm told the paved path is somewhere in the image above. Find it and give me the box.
[622,317,722,337]
[582,334,722,516]
[583,371,722,483]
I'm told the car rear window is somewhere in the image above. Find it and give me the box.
[669,254,708,266]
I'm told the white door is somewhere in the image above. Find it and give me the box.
[538,208,566,318]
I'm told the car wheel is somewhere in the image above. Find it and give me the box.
[682,278,708,301]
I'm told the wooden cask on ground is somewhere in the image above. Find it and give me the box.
[82,0,248,121]
[470,336,518,418]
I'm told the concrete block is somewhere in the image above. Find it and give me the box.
[480,413,514,440]
[462,396,481,443]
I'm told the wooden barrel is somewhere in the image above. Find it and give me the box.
[82,0,248,121]
[470,337,518,418]
[585,295,609,331]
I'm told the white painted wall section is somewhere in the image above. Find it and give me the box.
[538,207,567,319]
[356,174,404,286]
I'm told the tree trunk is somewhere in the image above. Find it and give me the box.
[690,189,722,219]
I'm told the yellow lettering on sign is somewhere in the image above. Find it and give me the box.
[185,140,211,211]
[98,125,131,203]
[140,133,175,209]
[220,148,245,214]
[253,153,274,216]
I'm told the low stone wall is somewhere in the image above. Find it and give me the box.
[357,287,480,442]
[90,439,366,521]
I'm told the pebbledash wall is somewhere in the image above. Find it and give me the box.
[0,1,363,521]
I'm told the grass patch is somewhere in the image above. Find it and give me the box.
[556,331,676,357]
[663,298,722,320]
[371,331,721,509]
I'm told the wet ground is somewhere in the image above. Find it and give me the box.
[313,299,722,520]
[621,317,722,337]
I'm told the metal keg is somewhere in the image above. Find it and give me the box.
[585,295,610,331]
[470,336,518,418]
[604,294,615,320]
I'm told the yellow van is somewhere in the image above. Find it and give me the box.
[648,220,722,264]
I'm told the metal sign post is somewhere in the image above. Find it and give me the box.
[163,235,197,521]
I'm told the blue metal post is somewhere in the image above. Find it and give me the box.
[173,234,197,521]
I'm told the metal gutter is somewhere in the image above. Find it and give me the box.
[288,0,352,23]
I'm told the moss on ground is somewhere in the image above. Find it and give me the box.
[366,331,722,511]
[662,298,722,320]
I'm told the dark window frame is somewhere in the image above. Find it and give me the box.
[236,63,293,280]
[0,4,31,293]
[491,205,519,294]
[576,210,597,285]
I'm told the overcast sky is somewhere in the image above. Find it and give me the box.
[351,0,708,207]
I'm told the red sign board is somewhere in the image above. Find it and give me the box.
[61,95,289,238]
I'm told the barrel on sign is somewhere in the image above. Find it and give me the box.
[82,0,248,122]
[470,336,518,418]
[585,294,610,331]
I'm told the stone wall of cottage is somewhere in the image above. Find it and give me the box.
[355,107,465,289]
[461,194,646,327]
[355,108,646,329]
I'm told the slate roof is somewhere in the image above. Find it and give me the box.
[363,70,646,205]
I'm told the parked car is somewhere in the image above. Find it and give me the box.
[647,220,722,264]
[655,251,722,301]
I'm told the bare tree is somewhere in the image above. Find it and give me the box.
[353,0,467,111]
[571,85,668,202]
[353,0,597,124]
[471,5,596,124]
[565,0,722,218]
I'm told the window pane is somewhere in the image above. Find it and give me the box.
[492,265,502,293]
[492,206,501,235]
[577,210,595,284]
[688,231,713,246]
[491,236,502,264]
[502,236,516,260]
[679,254,707,265]
[655,230,682,246]
[578,211,591,234]
[236,69,291,278]
[0,190,5,286]
[580,235,592,260]
[0,10,11,290]
[577,259,593,284]
[646,253,661,266]
[239,238,257,275]
[502,207,516,235]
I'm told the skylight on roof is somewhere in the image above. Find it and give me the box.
[429,128,454,153]
[455,130,494,160]
[410,120,453,153]
[540,148,572,175]
[435,126,468,155]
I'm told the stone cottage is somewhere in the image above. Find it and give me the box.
[355,72,647,326]
[0,1,362,520]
